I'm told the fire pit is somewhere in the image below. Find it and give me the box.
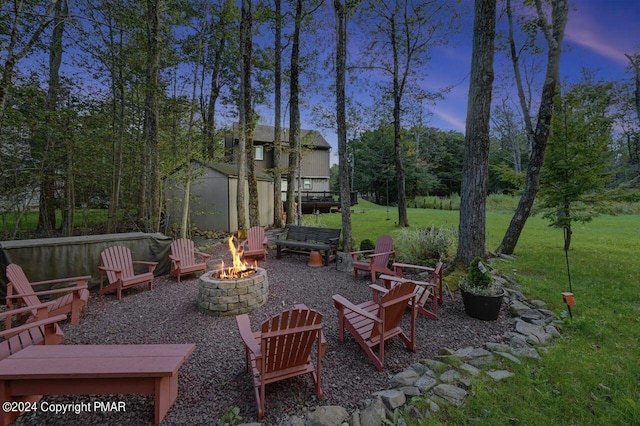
[197,237,269,316]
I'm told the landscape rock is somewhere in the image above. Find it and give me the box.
[305,406,349,426]
[390,369,419,387]
[372,389,406,410]
[359,398,386,426]
[431,384,467,407]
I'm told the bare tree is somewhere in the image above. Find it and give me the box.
[334,0,353,252]
[272,0,283,227]
[38,0,68,234]
[237,0,251,232]
[497,0,569,255]
[141,0,162,232]
[285,0,303,225]
[456,0,496,264]
[358,0,459,227]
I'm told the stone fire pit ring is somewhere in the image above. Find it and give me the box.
[197,267,269,316]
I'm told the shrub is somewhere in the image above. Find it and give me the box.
[459,256,501,296]
[394,225,456,265]
[359,238,375,251]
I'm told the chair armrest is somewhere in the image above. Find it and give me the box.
[195,251,211,262]
[369,284,388,294]
[332,294,382,323]
[132,261,158,272]
[29,275,91,287]
[12,284,88,298]
[368,251,395,259]
[350,249,374,256]
[0,314,68,339]
[0,301,58,320]
[236,314,261,356]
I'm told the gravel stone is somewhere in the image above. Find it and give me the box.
[14,243,515,425]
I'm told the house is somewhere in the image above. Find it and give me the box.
[224,123,332,194]
[164,161,274,233]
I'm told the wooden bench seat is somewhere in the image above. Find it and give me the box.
[275,225,341,266]
[0,343,195,425]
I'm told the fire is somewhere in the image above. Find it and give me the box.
[217,236,257,279]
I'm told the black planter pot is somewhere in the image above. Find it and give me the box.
[460,288,505,321]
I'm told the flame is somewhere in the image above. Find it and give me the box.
[217,236,257,279]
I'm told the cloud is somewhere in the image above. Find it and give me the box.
[565,6,635,66]
[431,108,466,132]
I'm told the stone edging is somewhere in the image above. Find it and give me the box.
[237,266,564,426]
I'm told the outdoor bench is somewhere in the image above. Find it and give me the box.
[0,343,195,425]
[275,225,341,266]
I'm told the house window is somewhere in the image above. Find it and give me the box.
[303,179,312,190]
[254,145,264,161]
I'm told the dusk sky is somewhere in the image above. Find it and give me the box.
[312,0,640,159]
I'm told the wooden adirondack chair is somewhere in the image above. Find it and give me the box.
[5,264,90,326]
[98,246,157,300]
[351,235,395,282]
[393,260,445,305]
[333,281,417,371]
[239,226,268,262]
[169,238,211,282]
[0,301,66,360]
[236,304,326,420]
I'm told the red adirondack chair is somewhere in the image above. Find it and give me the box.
[351,235,395,282]
[333,281,417,370]
[169,238,211,282]
[0,301,66,360]
[393,260,445,304]
[98,246,157,300]
[5,264,90,326]
[239,226,268,262]
[236,304,326,420]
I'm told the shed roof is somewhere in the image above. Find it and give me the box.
[194,160,274,181]
[231,123,331,150]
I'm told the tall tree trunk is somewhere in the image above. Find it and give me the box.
[625,53,640,164]
[273,0,283,228]
[52,0,73,236]
[38,0,67,234]
[497,0,568,255]
[203,0,232,160]
[286,0,302,225]
[456,0,496,264]
[143,0,161,232]
[245,0,258,228]
[108,28,125,233]
[334,0,352,252]
[237,0,251,232]
[390,13,409,227]
[180,29,204,238]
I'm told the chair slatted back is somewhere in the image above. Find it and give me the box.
[6,264,41,308]
[247,227,266,252]
[100,246,135,283]
[372,235,394,268]
[171,239,196,267]
[417,261,443,306]
[260,308,323,374]
[370,281,415,341]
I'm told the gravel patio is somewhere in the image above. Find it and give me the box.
[13,242,516,425]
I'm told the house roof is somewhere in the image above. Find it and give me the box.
[231,123,331,150]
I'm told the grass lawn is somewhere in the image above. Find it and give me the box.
[307,199,640,425]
